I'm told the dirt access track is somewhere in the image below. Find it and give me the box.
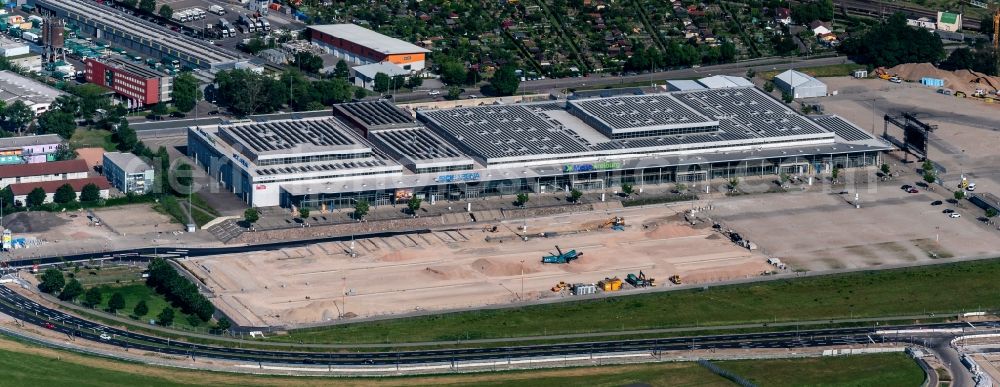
[182,205,768,328]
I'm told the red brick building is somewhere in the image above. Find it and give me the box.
[84,58,173,107]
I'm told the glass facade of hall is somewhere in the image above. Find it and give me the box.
[285,151,880,210]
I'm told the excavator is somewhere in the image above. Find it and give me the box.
[599,216,625,230]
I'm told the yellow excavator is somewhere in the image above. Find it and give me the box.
[600,216,625,228]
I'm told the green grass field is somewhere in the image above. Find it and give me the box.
[69,129,116,151]
[89,284,202,330]
[0,336,922,387]
[277,258,1000,344]
[720,353,924,387]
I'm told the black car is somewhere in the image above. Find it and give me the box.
[207,110,220,115]
[931,200,943,206]
[169,112,186,118]
[901,184,912,190]
[943,209,955,214]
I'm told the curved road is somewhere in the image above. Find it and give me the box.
[0,285,985,366]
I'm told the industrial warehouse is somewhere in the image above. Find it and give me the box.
[188,86,892,209]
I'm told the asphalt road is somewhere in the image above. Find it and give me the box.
[0,285,976,366]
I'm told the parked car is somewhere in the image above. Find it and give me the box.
[44,322,55,329]
[428,89,440,96]
[907,188,919,193]
[949,213,962,218]
[901,184,912,190]
[943,209,955,214]
[99,333,111,340]
[930,200,943,206]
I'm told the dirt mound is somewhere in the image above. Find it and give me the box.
[3,212,67,233]
[470,258,537,276]
[888,63,1000,95]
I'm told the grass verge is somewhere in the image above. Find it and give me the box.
[86,284,203,331]
[719,353,924,387]
[275,258,1000,344]
[0,334,923,387]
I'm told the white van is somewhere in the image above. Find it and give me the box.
[967,183,976,191]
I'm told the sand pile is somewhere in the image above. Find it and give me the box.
[888,63,1000,95]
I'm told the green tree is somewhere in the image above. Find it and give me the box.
[298,207,310,219]
[108,292,126,313]
[174,163,193,194]
[26,187,46,207]
[839,13,944,68]
[515,192,529,207]
[115,119,138,153]
[955,190,966,201]
[133,299,149,317]
[4,101,34,134]
[782,92,793,103]
[244,208,259,224]
[84,287,102,308]
[923,171,936,184]
[53,95,80,117]
[80,183,101,203]
[172,72,202,112]
[157,4,173,19]
[150,102,169,117]
[59,279,83,301]
[570,189,583,203]
[0,186,12,208]
[119,0,137,8]
[831,167,840,182]
[620,183,634,198]
[37,110,76,139]
[407,197,422,215]
[138,0,156,14]
[406,76,424,89]
[38,268,65,294]
[354,199,370,220]
[372,72,390,93]
[157,146,169,195]
[53,183,76,204]
[446,86,462,100]
[333,61,350,79]
[490,65,520,96]
[53,144,76,161]
[880,163,891,175]
[764,81,775,93]
[987,208,999,218]
[391,75,406,91]
[214,316,231,333]
[922,159,934,172]
[354,87,367,100]
[720,41,737,63]
[438,57,467,86]
[292,52,324,73]
[157,307,174,326]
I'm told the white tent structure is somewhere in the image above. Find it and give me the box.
[773,70,827,99]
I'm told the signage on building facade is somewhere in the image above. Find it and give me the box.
[562,161,621,173]
[435,172,481,183]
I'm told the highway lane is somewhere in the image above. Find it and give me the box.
[0,285,983,365]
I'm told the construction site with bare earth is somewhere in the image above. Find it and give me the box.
[181,205,771,328]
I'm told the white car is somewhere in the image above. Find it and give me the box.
[427,90,440,96]
[949,213,961,218]
[99,333,111,340]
